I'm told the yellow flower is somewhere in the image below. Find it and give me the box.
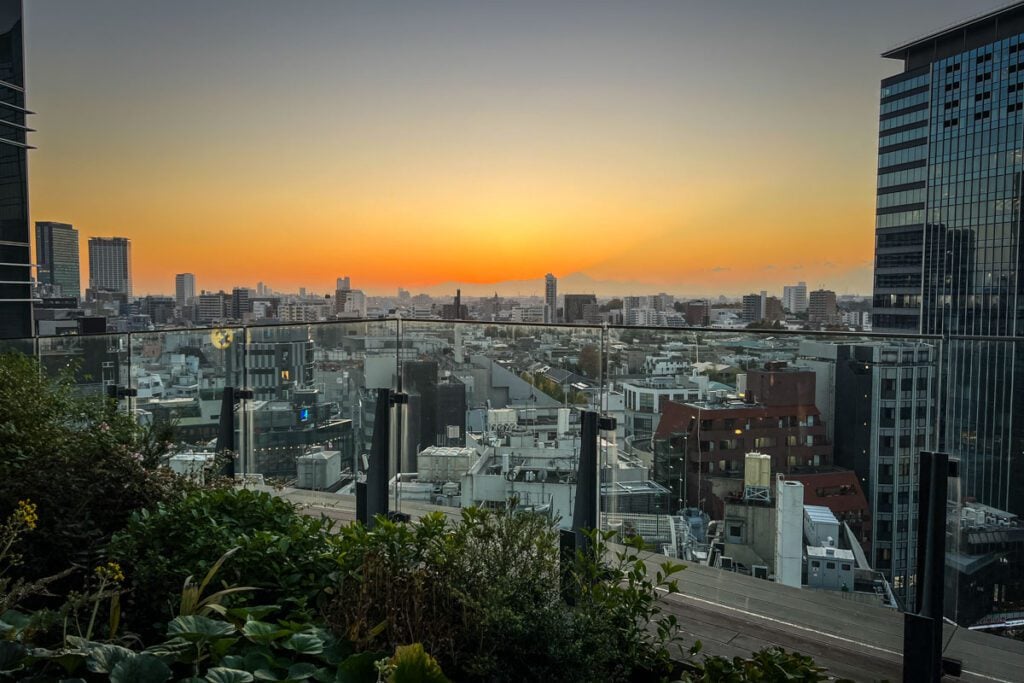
[14,500,37,530]
[95,561,125,583]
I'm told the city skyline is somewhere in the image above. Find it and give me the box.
[23,0,1011,296]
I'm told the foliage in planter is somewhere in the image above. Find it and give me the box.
[681,646,852,682]
[324,507,688,683]
[1,606,446,683]
[108,489,339,640]
[0,352,191,592]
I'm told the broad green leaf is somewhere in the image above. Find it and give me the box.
[206,667,256,683]
[83,643,135,674]
[287,662,320,680]
[0,641,27,674]
[242,620,290,643]
[281,632,323,655]
[167,615,237,641]
[336,651,388,683]
[109,654,171,683]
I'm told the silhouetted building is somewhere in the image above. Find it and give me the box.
[564,294,597,324]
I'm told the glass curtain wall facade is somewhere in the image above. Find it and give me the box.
[35,221,81,300]
[0,0,30,338]
[875,3,1024,624]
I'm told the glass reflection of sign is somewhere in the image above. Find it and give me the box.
[299,408,310,422]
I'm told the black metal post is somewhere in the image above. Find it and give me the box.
[573,410,599,553]
[902,451,960,682]
[363,387,392,528]
[216,386,236,476]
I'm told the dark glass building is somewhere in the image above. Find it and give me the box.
[873,2,1024,625]
[0,0,31,339]
[35,222,81,301]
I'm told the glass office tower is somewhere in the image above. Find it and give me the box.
[0,0,31,338]
[874,3,1024,624]
[36,221,81,301]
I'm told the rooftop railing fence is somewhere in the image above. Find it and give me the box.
[3,319,1023,665]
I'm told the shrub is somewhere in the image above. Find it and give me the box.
[108,488,338,640]
[324,507,687,683]
[0,352,190,589]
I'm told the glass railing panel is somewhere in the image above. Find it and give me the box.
[242,320,394,505]
[605,325,941,602]
[0,335,35,357]
[396,319,605,526]
[37,332,130,407]
[940,335,1024,636]
[127,326,245,476]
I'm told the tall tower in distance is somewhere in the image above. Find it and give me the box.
[88,237,132,298]
[544,273,557,324]
[175,273,196,307]
[35,222,80,301]
[0,0,32,338]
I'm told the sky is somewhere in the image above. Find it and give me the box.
[23,0,1014,297]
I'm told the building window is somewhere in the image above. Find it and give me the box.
[826,562,836,570]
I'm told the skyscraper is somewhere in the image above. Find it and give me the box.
[35,222,80,300]
[175,273,196,307]
[88,237,132,298]
[0,1,31,339]
[544,273,557,323]
[873,3,1024,620]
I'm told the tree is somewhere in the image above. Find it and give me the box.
[579,344,600,378]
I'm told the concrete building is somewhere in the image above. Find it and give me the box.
[808,289,837,325]
[175,273,196,307]
[544,273,557,323]
[741,293,764,323]
[799,339,936,605]
[88,237,132,298]
[782,282,808,314]
[564,293,597,324]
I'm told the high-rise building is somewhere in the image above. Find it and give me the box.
[175,273,196,307]
[741,293,763,323]
[544,273,557,323]
[0,1,31,339]
[564,294,597,324]
[800,340,937,606]
[35,222,80,301]
[336,276,350,292]
[88,237,132,298]
[782,282,808,313]
[808,289,837,325]
[873,4,1024,623]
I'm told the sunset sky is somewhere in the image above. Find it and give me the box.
[24,0,1011,297]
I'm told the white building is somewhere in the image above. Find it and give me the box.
[782,282,808,314]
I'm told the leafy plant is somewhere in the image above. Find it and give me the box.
[178,548,256,618]
[108,488,338,640]
[0,352,191,590]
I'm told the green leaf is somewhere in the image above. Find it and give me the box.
[83,643,136,674]
[286,662,320,680]
[0,641,27,675]
[206,667,256,683]
[389,644,450,683]
[281,632,324,655]
[167,615,237,641]
[242,620,291,643]
[336,651,388,683]
[109,654,172,683]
